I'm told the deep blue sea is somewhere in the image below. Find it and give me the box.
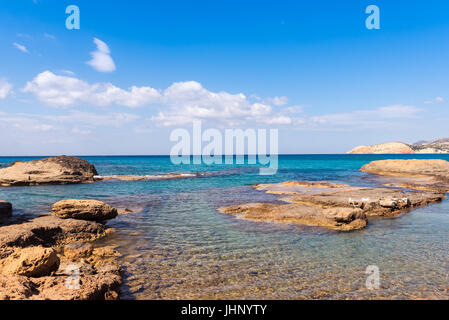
[1,154,449,299]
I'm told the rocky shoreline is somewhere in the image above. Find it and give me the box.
[0,199,122,300]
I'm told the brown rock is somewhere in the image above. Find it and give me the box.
[0,155,98,186]
[0,246,59,277]
[52,200,118,222]
[64,242,93,260]
[0,273,121,300]
[219,180,446,230]
[361,159,449,192]
[220,202,367,231]
[0,201,12,218]
[0,215,107,248]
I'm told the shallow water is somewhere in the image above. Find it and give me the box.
[1,155,449,299]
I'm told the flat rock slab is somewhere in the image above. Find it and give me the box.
[0,215,107,248]
[220,202,367,231]
[0,155,98,186]
[219,180,445,231]
[361,159,449,192]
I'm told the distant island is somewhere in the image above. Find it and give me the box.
[347,138,449,154]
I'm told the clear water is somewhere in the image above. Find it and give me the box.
[1,155,449,299]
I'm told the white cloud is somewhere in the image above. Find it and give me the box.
[424,96,444,104]
[22,71,294,126]
[86,38,116,72]
[13,42,29,53]
[269,96,288,106]
[0,79,13,99]
[152,81,291,126]
[23,71,160,108]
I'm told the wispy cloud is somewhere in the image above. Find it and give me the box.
[43,33,56,40]
[424,96,444,104]
[13,42,29,53]
[86,38,116,72]
[0,79,13,99]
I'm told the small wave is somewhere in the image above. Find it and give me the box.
[94,167,259,182]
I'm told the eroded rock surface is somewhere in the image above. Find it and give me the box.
[52,200,118,222]
[0,212,121,300]
[0,215,107,248]
[0,246,59,277]
[219,180,445,230]
[0,156,98,186]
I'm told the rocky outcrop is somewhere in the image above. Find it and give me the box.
[0,215,107,248]
[347,138,449,154]
[0,156,98,187]
[361,159,449,192]
[52,200,118,222]
[221,202,367,231]
[347,142,414,154]
[219,180,445,231]
[0,199,122,300]
[0,201,12,218]
[0,246,59,277]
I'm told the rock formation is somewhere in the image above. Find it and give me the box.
[361,159,449,191]
[219,180,445,231]
[0,200,122,300]
[52,200,118,222]
[0,156,98,186]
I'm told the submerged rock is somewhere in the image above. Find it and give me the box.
[52,199,118,222]
[0,155,98,186]
[0,201,12,218]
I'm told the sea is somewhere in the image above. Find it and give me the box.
[1,154,448,299]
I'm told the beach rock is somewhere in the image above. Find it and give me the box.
[220,202,367,231]
[0,155,98,186]
[220,180,445,230]
[0,246,59,277]
[0,215,107,248]
[0,273,121,300]
[347,142,414,154]
[64,242,93,260]
[361,159,449,181]
[52,200,118,222]
[0,201,12,218]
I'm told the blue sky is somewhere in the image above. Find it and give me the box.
[0,0,448,155]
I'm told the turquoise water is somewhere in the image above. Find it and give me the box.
[1,155,449,299]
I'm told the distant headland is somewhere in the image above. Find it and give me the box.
[347,138,449,154]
